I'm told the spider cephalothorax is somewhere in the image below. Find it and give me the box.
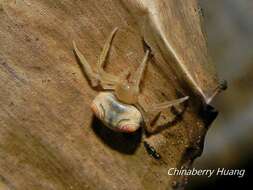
[73,28,188,133]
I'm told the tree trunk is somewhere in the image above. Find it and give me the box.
[0,0,220,189]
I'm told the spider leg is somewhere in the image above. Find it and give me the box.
[96,28,122,90]
[135,102,151,132]
[148,96,189,112]
[73,28,120,90]
[73,41,100,87]
[97,27,118,69]
[131,50,150,92]
[137,96,189,134]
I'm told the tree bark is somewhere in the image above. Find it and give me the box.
[0,0,219,190]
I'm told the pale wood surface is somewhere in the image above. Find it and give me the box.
[0,1,218,189]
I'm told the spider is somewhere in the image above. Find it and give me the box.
[73,28,189,133]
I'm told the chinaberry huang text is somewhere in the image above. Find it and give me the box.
[168,168,245,178]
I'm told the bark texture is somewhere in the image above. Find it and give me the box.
[0,0,219,190]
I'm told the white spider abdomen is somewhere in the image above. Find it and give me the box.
[90,92,143,133]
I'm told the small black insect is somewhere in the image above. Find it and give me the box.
[144,141,161,160]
